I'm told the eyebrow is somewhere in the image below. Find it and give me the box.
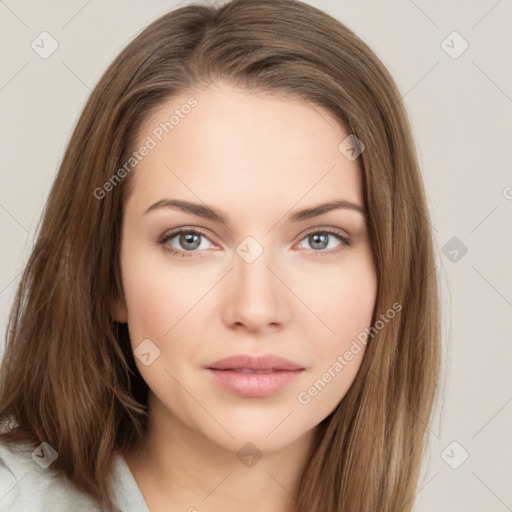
[144,198,366,224]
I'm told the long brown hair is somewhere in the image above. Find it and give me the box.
[0,1,441,510]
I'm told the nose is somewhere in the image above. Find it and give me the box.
[221,249,289,334]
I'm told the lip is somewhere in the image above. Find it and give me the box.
[205,354,305,398]
[207,354,304,372]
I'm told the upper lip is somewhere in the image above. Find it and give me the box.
[206,354,304,371]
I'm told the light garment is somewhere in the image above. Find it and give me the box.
[0,439,149,512]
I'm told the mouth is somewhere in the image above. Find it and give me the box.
[217,369,287,373]
[206,354,304,372]
[205,354,305,397]
[205,368,304,397]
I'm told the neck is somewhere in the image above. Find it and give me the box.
[123,393,318,512]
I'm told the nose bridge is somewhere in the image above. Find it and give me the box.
[222,238,286,330]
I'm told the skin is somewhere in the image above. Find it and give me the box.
[114,81,377,512]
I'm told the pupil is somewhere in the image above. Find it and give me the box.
[311,233,328,250]
[181,232,200,250]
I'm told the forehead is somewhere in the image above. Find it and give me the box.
[127,82,363,215]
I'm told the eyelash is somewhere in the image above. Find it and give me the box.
[158,227,351,258]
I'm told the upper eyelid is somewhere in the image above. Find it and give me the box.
[159,226,216,244]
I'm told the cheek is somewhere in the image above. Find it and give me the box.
[300,257,377,345]
[120,251,199,392]
[296,258,376,407]
[121,245,205,339]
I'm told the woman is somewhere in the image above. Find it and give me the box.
[0,0,441,510]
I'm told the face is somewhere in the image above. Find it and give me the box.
[114,81,377,454]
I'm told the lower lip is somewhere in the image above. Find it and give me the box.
[205,369,304,397]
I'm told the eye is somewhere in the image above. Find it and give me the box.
[296,228,351,256]
[159,228,214,257]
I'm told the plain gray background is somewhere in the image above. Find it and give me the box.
[0,1,511,510]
